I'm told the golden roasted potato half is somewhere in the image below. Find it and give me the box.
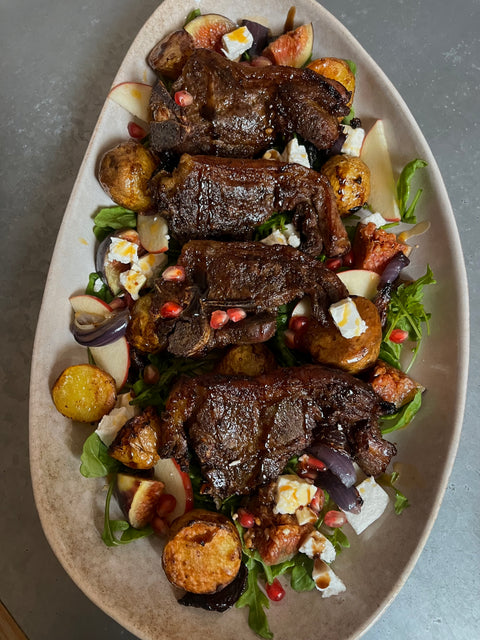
[51,364,117,422]
[98,140,157,211]
[108,406,161,469]
[296,296,382,374]
[308,57,356,108]
[215,344,277,377]
[147,30,195,80]
[162,509,242,594]
[321,154,371,216]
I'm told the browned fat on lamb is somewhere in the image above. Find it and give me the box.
[126,240,349,358]
[157,364,396,501]
[149,154,350,257]
[149,49,350,158]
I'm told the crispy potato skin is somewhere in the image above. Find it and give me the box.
[307,57,355,108]
[296,296,382,374]
[147,30,195,80]
[162,509,242,594]
[126,293,165,353]
[215,344,277,377]
[108,406,161,469]
[51,364,116,422]
[321,154,371,217]
[98,140,157,211]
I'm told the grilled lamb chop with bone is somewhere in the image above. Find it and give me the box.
[149,48,350,158]
[126,240,348,358]
[149,153,350,257]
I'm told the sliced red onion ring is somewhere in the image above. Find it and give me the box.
[71,307,129,347]
[315,470,363,514]
[307,443,356,488]
[379,251,410,288]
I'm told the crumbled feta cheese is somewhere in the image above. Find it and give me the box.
[299,530,336,563]
[135,252,167,285]
[360,211,388,228]
[284,223,301,248]
[261,229,288,246]
[295,506,318,526]
[96,393,138,446]
[221,26,253,60]
[273,475,317,515]
[260,224,301,248]
[107,237,139,265]
[341,125,365,157]
[329,297,367,339]
[119,268,147,300]
[281,138,310,168]
[312,559,346,597]
[343,476,389,535]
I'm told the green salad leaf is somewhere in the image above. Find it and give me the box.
[236,556,273,640]
[290,555,315,591]
[85,272,113,303]
[184,8,201,25]
[102,475,153,546]
[92,205,136,241]
[378,471,410,515]
[80,432,120,478]
[380,389,422,434]
[396,159,428,223]
[253,211,290,240]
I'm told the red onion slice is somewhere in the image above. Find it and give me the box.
[379,251,410,287]
[315,470,363,514]
[307,443,357,488]
[72,308,129,347]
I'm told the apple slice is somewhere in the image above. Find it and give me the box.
[108,82,152,123]
[137,213,169,253]
[69,294,112,316]
[337,270,381,300]
[154,458,194,524]
[360,120,401,222]
[90,336,130,391]
[291,296,312,318]
[115,473,165,529]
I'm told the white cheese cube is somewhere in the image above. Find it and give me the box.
[329,297,367,339]
[299,530,336,564]
[281,138,310,168]
[221,26,253,61]
[283,223,301,248]
[360,211,388,228]
[119,268,147,300]
[260,229,288,246]
[312,559,346,597]
[341,125,365,157]
[343,476,389,535]
[107,237,139,265]
[273,475,317,515]
[96,394,138,446]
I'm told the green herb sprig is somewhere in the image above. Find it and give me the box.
[396,159,428,223]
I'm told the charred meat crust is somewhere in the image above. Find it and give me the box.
[149,49,350,158]
[149,154,350,257]
[157,364,396,500]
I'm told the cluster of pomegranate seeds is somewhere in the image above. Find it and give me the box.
[324,249,354,272]
[288,315,309,333]
[227,307,247,322]
[162,265,186,282]
[389,328,409,343]
[266,578,286,602]
[309,487,325,513]
[174,90,193,107]
[237,508,255,529]
[210,309,229,329]
[160,301,183,318]
[323,510,347,528]
[127,121,147,139]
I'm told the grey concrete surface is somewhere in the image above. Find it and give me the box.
[1,0,478,638]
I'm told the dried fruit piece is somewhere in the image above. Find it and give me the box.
[184,14,236,51]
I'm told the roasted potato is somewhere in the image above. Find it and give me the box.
[126,292,165,354]
[368,359,424,408]
[108,406,161,469]
[162,509,242,594]
[147,30,195,80]
[98,140,157,211]
[321,154,371,216]
[52,364,116,422]
[215,344,277,377]
[307,57,355,108]
[296,296,382,374]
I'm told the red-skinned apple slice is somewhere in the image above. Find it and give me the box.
[360,120,401,222]
[337,270,381,300]
[137,213,169,253]
[69,294,112,316]
[108,82,152,123]
[291,296,312,318]
[153,458,194,524]
[90,336,130,391]
[115,474,165,529]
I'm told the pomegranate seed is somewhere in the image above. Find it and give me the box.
[266,579,285,602]
[160,301,183,318]
[305,455,327,472]
[288,315,309,332]
[343,249,354,268]
[324,510,347,528]
[325,257,343,271]
[389,328,409,343]
[174,90,193,107]
[143,364,160,385]
[151,516,169,536]
[237,508,255,529]
[156,493,177,517]
[284,329,297,349]
[309,487,325,513]
[227,307,247,322]
[162,265,186,282]
[127,121,147,139]
[210,310,229,329]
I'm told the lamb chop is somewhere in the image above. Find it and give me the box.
[149,49,350,158]
[149,154,350,257]
[157,364,396,501]
[126,240,348,358]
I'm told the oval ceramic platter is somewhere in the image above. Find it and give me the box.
[30,0,469,639]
